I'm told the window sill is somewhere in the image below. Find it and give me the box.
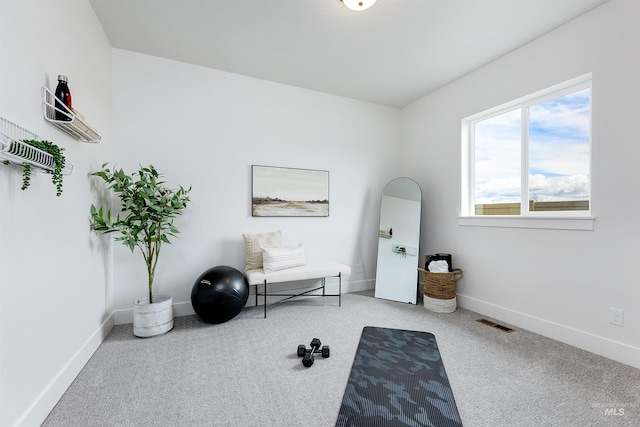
[457,215,595,231]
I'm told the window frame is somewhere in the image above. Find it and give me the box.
[460,74,595,231]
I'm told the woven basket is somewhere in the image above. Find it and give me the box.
[423,295,457,313]
[418,268,462,299]
[418,268,463,313]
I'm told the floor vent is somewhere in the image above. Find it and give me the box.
[476,318,516,333]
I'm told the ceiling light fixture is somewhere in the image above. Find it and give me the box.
[341,0,377,12]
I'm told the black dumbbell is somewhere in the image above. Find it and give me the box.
[297,338,330,367]
[297,344,307,357]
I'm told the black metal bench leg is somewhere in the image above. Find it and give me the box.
[264,280,267,319]
[256,272,344,319]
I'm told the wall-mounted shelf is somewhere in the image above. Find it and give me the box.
[42,86,101,143]
[0,116,73,175]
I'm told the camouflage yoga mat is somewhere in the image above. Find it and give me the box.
[336,326,463,427]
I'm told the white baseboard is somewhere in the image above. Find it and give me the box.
[114,279,376,325]
[342,278,376,293]
[15,313,115,427]
[457,293,640,370]
[113,307,133,325]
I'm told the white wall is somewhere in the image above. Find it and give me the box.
[0,1,113,426]
[5,0,639,425]
[0,8,399,424]
[109,49,400,321]
[401,0,640,368]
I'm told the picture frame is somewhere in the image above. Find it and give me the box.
[252,165,329,217]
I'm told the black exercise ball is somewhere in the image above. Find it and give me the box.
[191,265,249,324]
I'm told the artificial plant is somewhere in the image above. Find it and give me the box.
[2,139,66,196]
[89,163,191,303]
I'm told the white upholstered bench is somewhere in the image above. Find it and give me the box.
[245,262,351,318]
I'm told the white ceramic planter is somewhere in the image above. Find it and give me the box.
[133,294,174,338]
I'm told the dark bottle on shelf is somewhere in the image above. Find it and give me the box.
[54,75,72,121]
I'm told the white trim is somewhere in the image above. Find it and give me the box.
[457,294,640,370]
[458,215,595,230]
[113,279,376,325]
[14,313,115,427]
[113,307,134,325]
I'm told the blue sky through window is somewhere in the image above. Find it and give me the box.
[474,88,590,205]
[529,89,590,202]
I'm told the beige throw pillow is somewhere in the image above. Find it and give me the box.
[242,230,282,271]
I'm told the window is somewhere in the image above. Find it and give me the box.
[461,75,592,228]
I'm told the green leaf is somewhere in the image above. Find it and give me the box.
[88,163,191,298]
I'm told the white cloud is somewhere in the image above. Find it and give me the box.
[476,173,590,205]
[529,173,590,201]
[475,176,520,204]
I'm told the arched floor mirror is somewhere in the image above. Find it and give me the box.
[374,177,422,304]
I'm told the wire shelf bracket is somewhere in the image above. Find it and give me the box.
[42,86,101,143]
[0,116,73,175]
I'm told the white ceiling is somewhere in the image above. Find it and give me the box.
[89,0,608,108]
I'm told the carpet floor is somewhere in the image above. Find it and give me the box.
[43,291,640,426]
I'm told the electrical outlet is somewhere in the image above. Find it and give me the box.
[356,263,362,273]
[609,308,624,326]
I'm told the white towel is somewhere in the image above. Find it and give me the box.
[428,260,449,273]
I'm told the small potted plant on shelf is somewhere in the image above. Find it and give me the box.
[1,139,66,196]
[89,163,191,337]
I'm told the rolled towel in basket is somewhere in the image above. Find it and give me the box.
[428,260,449,273]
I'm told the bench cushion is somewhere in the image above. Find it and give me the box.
[245,262,351,285]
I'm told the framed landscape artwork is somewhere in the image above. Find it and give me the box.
[252,165,329,217]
